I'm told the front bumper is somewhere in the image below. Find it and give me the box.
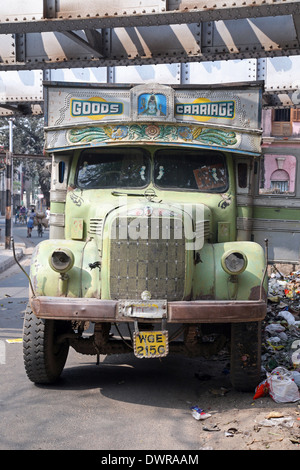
[31,296,266,323]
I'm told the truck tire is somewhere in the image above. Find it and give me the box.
[23,306,70,384]
[230,321,262,392]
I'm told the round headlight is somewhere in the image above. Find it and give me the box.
[49,248,74,274]
[221,251,247,275]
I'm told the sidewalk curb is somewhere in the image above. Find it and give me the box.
[0,244,25,274]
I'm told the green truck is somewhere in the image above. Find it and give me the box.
[23,81,267,391]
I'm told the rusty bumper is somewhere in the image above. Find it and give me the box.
[31,296,266,323]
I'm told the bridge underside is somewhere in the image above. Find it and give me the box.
[1,1,300,70]
[1,1,300,114]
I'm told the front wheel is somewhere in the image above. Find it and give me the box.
[23,306,70,384]
[230,321,262,392]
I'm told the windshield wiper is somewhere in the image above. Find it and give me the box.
[111,188,160,202]
[111,191,145,197]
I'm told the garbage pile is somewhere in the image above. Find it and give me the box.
[263,269,300,373]
[256,268,300,402]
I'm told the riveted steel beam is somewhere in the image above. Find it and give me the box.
[0,1,299,70]
[0,1,300,33]
[0,16,299,71]
[61,30,104,57]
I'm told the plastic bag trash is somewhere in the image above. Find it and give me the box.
[265,324,286,335]
[267,336,281,343]
[278,331,288,341]
[292,371,300,387]
[253,379,269,400]
[258,417,295,428]
[277,280,288,287]
[267,296,280,303]
[268,367,300,403]
[192,411,212,421]
[253,367,300,403]
[266,337,285,351]
[292,348,300,369]
[278,310,297,325]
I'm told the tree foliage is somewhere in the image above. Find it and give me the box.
[0,115,50,206]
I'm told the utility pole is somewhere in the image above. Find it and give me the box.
[5,119,13,249]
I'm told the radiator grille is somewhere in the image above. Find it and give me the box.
[89,218,104,236]
[109,217,186,300]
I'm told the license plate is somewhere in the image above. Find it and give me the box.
[133,330,169,358]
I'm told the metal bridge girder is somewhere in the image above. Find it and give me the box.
[2,56,300,115]
[0,1,300,70]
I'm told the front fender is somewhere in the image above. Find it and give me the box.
[193,241,267,301]
[30,239,101,298]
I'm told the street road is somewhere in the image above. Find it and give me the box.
[0,220,299,452]
[0,221,212,452]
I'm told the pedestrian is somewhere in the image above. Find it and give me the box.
[27,208,36,238]
[14,206,20,224]
[20,206,26,224]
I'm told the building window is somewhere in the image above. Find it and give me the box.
[274,109,290,122]
[259,155,296,196]
[270,180,289,193]
[270,168,290,193]
[272,109,291,136]
[291,108,300,122]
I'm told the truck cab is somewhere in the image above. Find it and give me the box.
[23,82,267,391]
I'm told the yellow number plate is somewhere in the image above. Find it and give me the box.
[134,331,169,358]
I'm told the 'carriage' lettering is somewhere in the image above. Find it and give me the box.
[176,100,235,119]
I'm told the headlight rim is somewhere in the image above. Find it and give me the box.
[49,248,74,274]
[221,250,248,275]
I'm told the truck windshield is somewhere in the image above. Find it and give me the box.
[76,147,228,192]
[154,149,228,192]
[76,148,150,189]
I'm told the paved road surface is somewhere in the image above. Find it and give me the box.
[0,220,300,452]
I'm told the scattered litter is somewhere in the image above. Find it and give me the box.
[259,269,300,396]
[290,436,300,445]
[268,367,300,403]
[191,406,212,421]
[265,324,286,334]
[258,417,295,428]
[254,367,300,403]
[266,411,284,419]
[278,310,300,326]
[266,337,284,351]
[253,378,269,399]
[209,387,230,397]
[267,296,280,303]
[225,427,238,437]
[202,424,220,432]
[292,371,300,387]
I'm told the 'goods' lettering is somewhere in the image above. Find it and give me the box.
[71,99,123,117]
